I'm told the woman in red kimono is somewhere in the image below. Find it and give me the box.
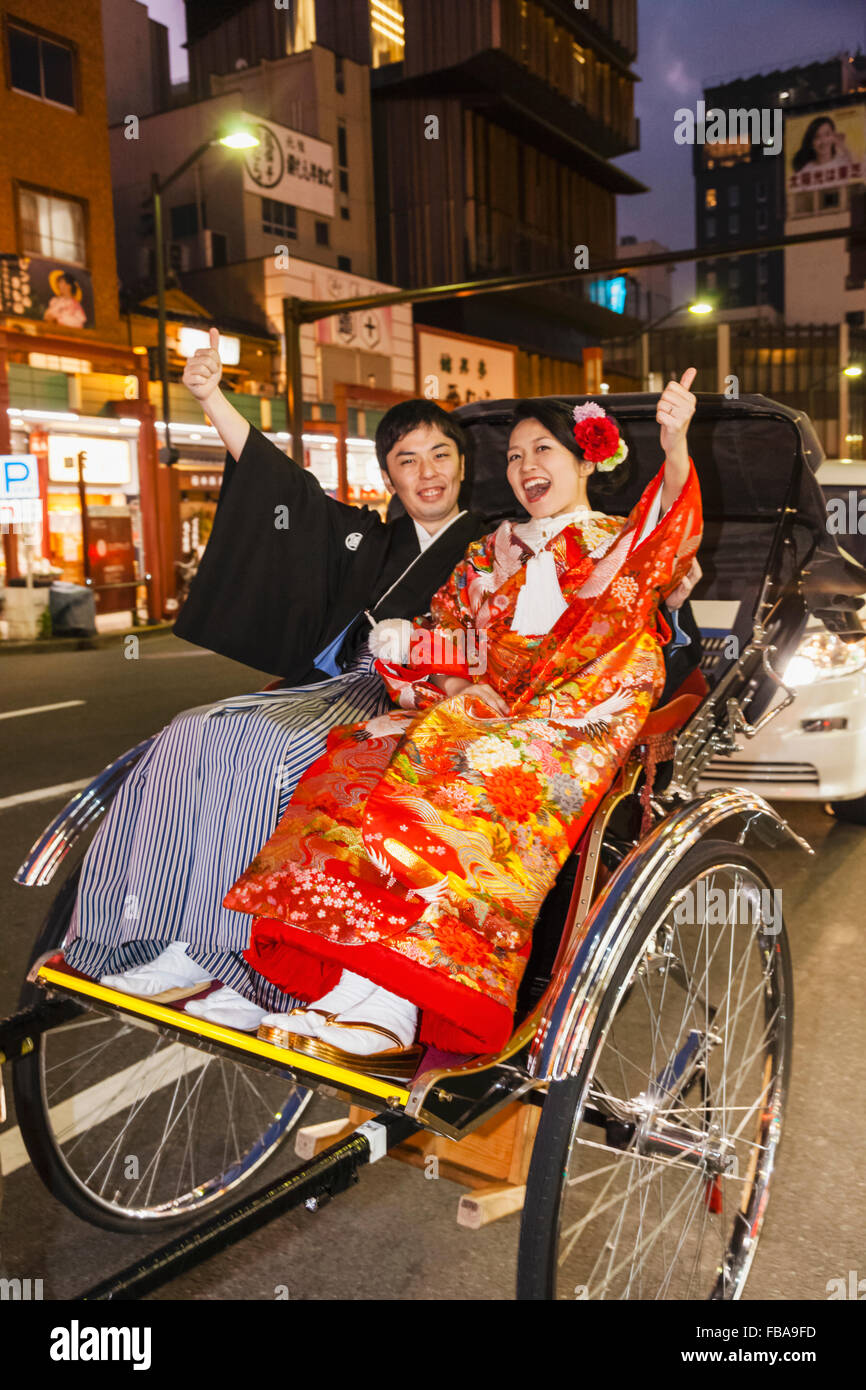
[224,372,703,1074]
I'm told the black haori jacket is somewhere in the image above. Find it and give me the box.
[173,425,490,681]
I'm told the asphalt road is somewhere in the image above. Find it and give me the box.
[0,634,864,1302]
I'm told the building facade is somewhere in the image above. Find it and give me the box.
[694,52,866,321]
[0,0,165,628]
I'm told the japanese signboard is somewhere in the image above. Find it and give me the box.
[0,255,94,328]
[415,327,516,405]
[313,268,394,356]
[785,106,866,194]
[47,436,132,486]
[242,115,334,218]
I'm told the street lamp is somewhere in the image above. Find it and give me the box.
[613,299,714,389]
[143,124,259,464]
[805,363,862,448]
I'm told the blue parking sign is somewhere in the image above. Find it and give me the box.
[0,454,39,499]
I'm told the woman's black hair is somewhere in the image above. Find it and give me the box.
[510,397,634,505]
[792,115,836,172]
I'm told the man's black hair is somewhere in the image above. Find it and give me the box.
[510,397,634,501]
[375,399,468,476]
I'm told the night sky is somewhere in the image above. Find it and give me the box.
[614,0,865,298]
[140,0,865,301]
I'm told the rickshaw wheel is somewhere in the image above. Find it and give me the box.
[517,839,792,1301]
[13,866,311,1234]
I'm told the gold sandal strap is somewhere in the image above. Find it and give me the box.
[324,1018,406,1051]
[290,1007,336,1022]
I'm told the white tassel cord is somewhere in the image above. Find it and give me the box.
[511,549,569,636]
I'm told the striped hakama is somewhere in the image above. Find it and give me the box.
[62,650,389,1007]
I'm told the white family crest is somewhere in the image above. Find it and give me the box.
[345,532,363,550]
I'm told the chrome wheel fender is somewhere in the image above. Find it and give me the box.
[528,788,811,1083]
[14,738,155,888]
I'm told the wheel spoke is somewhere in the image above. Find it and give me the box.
[544,854,788,1301]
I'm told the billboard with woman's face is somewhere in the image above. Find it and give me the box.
[0,254,94,327]
[785,106,866,193]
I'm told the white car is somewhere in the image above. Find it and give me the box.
[698,458,866,824]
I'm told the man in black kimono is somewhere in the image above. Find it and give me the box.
[62,331,491,1030]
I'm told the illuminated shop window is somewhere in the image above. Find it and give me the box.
[370,0,404,67]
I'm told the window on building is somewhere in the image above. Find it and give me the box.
[705,188,717,208]
[729,258,740,289]
[335,54,345,94]
[370,0,405,67]
[757,206,768,231]
[8,22,76,108]
[170,203,201,239]
[758,254,768,285]
[340,206,350,220]
[262,198,297,239]
[210,232,227,267]
[285,0,316,54]
[756,180,767,202]
[728,185,740,207]
[819,189,841,210]
[792,190,815,216]
[315,220,330,246]
[705,215,716,239]
[337,121,349,196]
[337,255,352,272]
[705,269,717,289]
[18,187,86,263]
[728,212,739,235]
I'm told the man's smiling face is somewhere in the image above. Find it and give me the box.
[382,424,464,534]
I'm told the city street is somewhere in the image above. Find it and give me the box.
[1,635,864,1301]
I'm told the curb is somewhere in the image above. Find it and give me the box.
[0,623,174,656]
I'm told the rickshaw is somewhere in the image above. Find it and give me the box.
[7,392,865,1301]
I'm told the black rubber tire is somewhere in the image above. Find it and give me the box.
[516,839,793,1301]
[12,863,303,1234]
[10,863,130,1229]
[829,795,866,826]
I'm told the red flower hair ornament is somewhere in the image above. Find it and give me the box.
[572,401,628,471]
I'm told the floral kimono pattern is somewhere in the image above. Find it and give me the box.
[226,461,702,1055]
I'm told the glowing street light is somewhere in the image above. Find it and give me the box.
[144,127,260,463]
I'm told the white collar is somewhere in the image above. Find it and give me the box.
[513,506,603,555]
[413,509,465,554]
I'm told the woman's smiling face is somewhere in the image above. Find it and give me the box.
[507,416,591,517]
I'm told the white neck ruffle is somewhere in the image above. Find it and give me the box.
[510,508,602,637]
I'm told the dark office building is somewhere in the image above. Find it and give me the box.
[695,52,866,316]
[183,0,645,366]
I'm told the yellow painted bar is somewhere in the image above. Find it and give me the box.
[36,964,411,1106]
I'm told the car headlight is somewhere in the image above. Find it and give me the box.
[782,629,866,687]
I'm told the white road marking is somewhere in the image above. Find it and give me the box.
[142,650,212,659]
[0,779,91,811]
[0,700,85,721]
[0,1041,210,1176]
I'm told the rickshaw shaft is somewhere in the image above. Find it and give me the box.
[77,1111,420,1301]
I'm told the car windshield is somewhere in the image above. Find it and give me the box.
[821,484,866,568]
